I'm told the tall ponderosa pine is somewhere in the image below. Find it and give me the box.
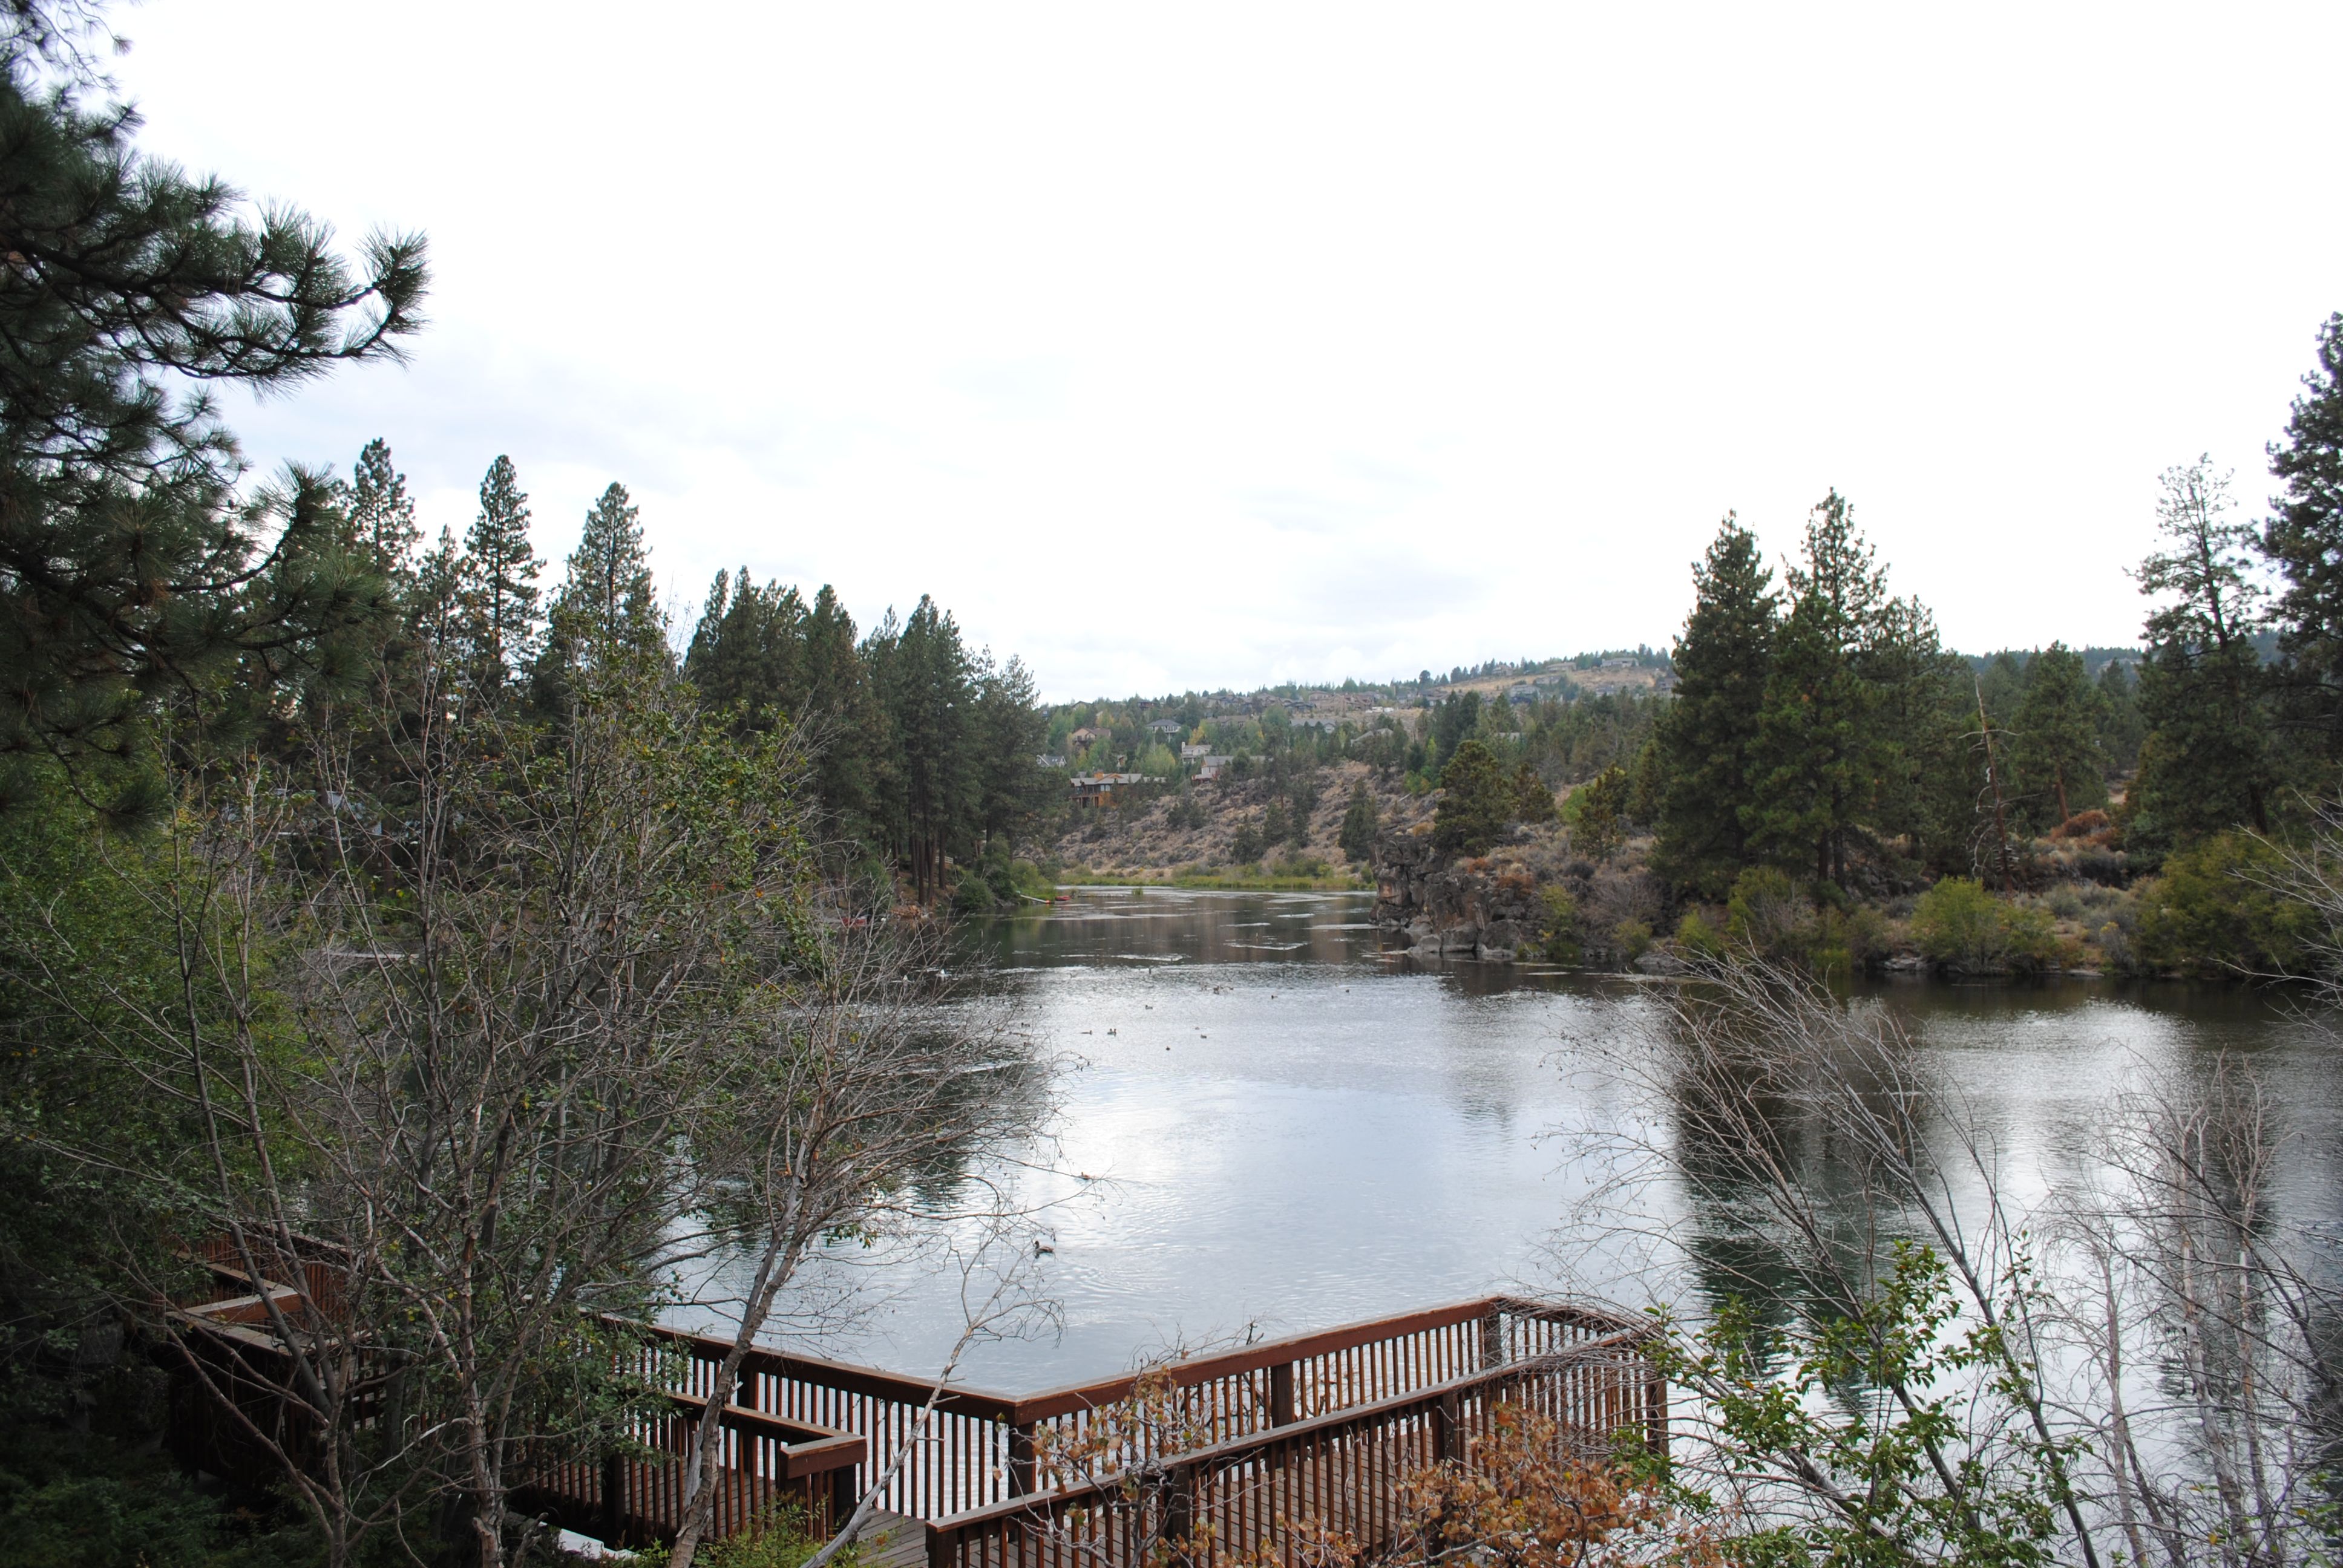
[882,597,977,903]
[2263,312,2343,754]
[1653,514,1777,897]
[0,39,426,805]
[2094,659,2146,774]
[683,573,899,863]
[1862,596,1970,872]
[971,652,1050,844]
[1745,492,1892,887]
[458,455,540,690]
[2131,458,2270,844]
[802,586,884,851]
[2010,642,2106,828]
[548,482,661,670]
[342,437,420,573]
[686,567,807,722]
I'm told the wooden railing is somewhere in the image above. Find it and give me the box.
[919,1333,1665,1568]
[615,1296,1658,1527]
[521,1395,865,1547]
[168,1250,1662,1557]
[172,1246,867,1548]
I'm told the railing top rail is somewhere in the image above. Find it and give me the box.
[654,1390,865,1452]
[925,1331,1656,1538]
[627,1295,1649,1427]
[611,1318,1032,1422]
[1006,1296,1498,1423]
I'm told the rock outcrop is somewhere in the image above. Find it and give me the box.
[1372,826,1542,960]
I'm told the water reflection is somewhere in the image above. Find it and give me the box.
[736,889,2337,1394]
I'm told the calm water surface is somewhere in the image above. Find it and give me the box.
[736,888,2341,1391]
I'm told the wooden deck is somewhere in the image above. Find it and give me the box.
[169,1252,1662,1563]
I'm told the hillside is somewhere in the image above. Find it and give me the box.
[1044,757,1432,881]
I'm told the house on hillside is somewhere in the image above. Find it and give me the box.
[1069,726,1105,746]
[1179,742,1211,760]
[1601,656,1637,670]
[1070,772,1155,809]
[1507,684,1538,705]
[1192,755,1236,782]
[1035,753,1067,769]
[1147,719,1184,736]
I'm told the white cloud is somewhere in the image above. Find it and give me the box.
[116,0,2342,698]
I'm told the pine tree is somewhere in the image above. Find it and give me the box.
[1863,596,1970,872]
[1744,492,1890,887]
[344,437,420,572]
[1432,738,1511,855]
[457,455,541,691]
[1653,514,1777,897]
[1338,780,1379,863]
[2130,458,2270,846]
[686,567,808,723]
[972,653,1049,843]
[887,596,977,903]
[1571,765,1631,860]
[548,482,661,670]
[2094,659,2145,774]
[2010,642,2106,828]
[1510,761,1555,824]
[802,586,880,848]
[0,48,427,803]
[2263,313,2343,753]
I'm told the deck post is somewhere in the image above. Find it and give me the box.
[1478,1308,1504,1371]
[600,1451,623,1546]
[1270,1362,1296,1426]
[1434,1389,1463,1465]
[1008,1420,1038,1497]
[925,1523,955,1568]
[1162,1463,1195,1553]
[831,1466,859,1533]
[1643,1364,1669,1459]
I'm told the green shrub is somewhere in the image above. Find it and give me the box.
[1674,908,1725,962]
[1910,877,2001,967]
[1612,918,1654,964]
[1999,902,2060,967]
[1726,866,1809,962]
[1538,886,1582,964]
[1910,878,2062,972]
[1810,904,1893,976]
[2134,831,2316,978]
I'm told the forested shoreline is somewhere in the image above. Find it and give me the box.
[4,2,2342,1564]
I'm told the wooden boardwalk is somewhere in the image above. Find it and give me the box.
[169,1258,1663,1564]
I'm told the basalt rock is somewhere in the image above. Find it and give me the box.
[1372,825,1542,961]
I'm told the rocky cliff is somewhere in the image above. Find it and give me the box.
[1372,825,1544,959]
[1373,823,1670,967]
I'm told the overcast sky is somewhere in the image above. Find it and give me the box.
[111,2,2341,701]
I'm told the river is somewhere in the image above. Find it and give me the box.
[715,887,2342,1392]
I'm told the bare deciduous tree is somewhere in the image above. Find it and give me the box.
[663,908,1049,1567]
[1558,955,2338,1568]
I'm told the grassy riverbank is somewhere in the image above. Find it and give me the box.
[1049,869,1372,892]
